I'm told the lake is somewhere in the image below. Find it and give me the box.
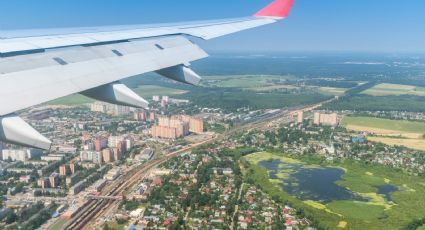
[260,159,366,203]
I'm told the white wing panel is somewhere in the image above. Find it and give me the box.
[0,36,208,116]
[0,17,276,55]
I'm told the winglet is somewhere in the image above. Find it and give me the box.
[254,0,294,19]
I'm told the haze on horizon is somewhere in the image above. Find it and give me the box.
[0,0,424,53]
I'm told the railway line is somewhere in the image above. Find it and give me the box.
[64,138,215,230]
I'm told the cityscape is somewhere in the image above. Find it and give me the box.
[2,67,425,229]
[1,0,425,230]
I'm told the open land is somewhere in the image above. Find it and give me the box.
[341,116,425,151]
[362,83,425,97]
[202,75,294,89]
[318,87,347,96]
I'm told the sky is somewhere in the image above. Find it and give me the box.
[0,0,424,53]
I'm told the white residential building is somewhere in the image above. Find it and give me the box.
[2,149,42,162]
[80,151,103,164]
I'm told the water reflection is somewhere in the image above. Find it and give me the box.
[377,184,398,201]
[260,159,366,203]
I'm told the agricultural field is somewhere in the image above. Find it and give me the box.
[133,85,187,98]
[202,75,294,90]
[341,116,425,151]
[250,84,299,92]
[362,83,425,96]
[318,87,347,96]
[243,152,425,230]
[368,137,425,152]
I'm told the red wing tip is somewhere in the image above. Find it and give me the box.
[254,0,294,18]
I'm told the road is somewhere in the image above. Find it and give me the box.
[230,183,245,230]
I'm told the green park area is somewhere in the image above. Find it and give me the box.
[242,152,425,229]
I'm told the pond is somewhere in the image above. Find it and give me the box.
[260,159,366,203]
[377,184,398,201]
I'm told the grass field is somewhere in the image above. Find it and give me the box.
[318,87,347,96]
[243,152,425,230]
[327,201,384,220]
[250,85,299,92]
[362,83,425,96]
[104,221,126,230]
[133,85,187,98]
[202,75,294,90]
[341,116,425,151]
[48,219,67,230]
[341,116,425,133]
[48,94,94,105]
[368,137,425,151]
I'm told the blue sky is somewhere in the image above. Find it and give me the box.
[0,0,424,53]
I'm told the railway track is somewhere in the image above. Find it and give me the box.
[64,139,214,230]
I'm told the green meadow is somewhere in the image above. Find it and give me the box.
[341,116,425,134]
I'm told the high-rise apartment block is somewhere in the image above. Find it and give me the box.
[297,111,304,124]
[94,137,108,151]
[49,173,59,188]
[152,115,204,139]
[160,100,167,108]
[149,112,156,121]
[90,102,107,113]
[80,151,103,164]
[99,148,122,163]
[134,111,146,121]
[37,178,50,189]
[59,163,76,176]
[102,148,113,163]
[152,126,181,139]
[313,112,338,126]
[181,115,204,134]
[108,136,124,148]
[1,149,42,162]
[59,165,68,176]
[90,101,132,116]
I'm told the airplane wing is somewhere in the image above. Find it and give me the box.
[0,0,294,149]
